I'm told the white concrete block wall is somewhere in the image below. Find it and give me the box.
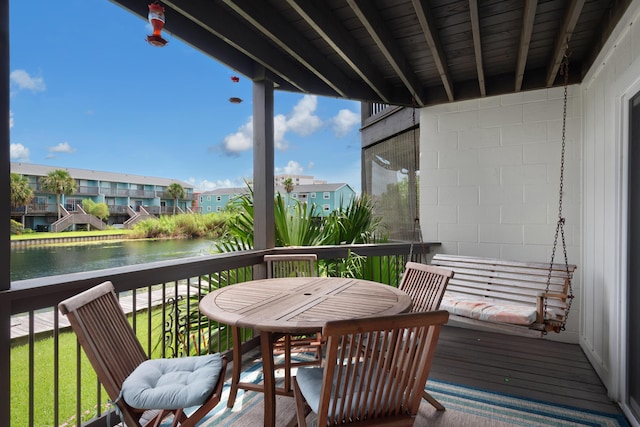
[420,85,583,347]
[420,87,581,273]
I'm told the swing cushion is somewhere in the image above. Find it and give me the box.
[441,295,537,326]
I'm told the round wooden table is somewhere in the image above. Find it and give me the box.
[199,276,412,427]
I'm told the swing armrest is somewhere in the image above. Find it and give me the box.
[535,291,569,323]
[538,291,568,300]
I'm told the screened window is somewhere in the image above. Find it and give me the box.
[363,128,420,241]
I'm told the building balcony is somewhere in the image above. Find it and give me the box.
[5,242,623,426]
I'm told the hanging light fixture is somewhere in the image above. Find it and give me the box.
[147,1,168,47]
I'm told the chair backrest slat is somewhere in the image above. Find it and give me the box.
[264,254,317,278]
[399,262,454,312]
[317,310,449,425]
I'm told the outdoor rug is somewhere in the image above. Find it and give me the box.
[170,354,630,427]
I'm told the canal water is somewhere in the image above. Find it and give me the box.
[10,239,217,281]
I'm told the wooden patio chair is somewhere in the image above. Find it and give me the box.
[266,254,322,390]
[228,254,321,407]
[399,261,454,411]
[58,281,227,427]
[292,310,450,426]
[264,253,318,278]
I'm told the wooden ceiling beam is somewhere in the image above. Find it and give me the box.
[286,0,393,104]
[347,0,426,106]
[546,0,585,87]
[162,0,327,94]
[468,0,485,97]
[515,0,537,92]
[223,0,369,99]
[413,0,454,102]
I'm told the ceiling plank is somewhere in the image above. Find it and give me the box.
[413,0,454,102]
[468,0,485,97]
[347,0,426,106]
[286,0,393,104]
[222,0,362,99]
[515,0,537,92]
[546,0,585,87]
[162,0,328,94]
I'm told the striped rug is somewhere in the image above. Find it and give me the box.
[179,355,630,427]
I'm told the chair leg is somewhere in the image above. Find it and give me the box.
[292,377,309,427]
[423,390,445,411]
[228,326,243,408]
[284,334,292,392]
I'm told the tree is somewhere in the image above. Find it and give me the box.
[283,177,294,212]
[10,172,34,226]
[39,169,77,220]
[81,199,109,230]
[166,183,185,215]
[283,177,294,194]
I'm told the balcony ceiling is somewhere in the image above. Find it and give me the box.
[110,0,631,107]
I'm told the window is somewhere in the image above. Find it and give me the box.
[292,193,297,198]
[217,196,222,202]
[363,128,420,241]
[207,206,211,212]
[310,193,316,199]
[216,206,221,212]
[207,196,211,201]
[323,204,330,211]
[323,192,330,199]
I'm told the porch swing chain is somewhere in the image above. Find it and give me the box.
[544,45,574,332]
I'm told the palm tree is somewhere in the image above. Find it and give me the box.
[39,169,77,220]
[283,177,294,212]
[166,183,185,215]
[10,172,34,226]
[283,177,294,194]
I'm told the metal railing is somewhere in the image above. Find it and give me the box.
[6,241,437,427]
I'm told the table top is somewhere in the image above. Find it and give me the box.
[199,277,412,333]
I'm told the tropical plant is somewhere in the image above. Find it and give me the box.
[166,183,186,215]
[10,172,33,226]
[81,199,109,230]
[39,169,77,219]
[283,177,294,194]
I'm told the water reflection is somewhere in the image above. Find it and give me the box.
[11,239,217,281]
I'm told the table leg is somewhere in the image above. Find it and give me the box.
[227,326,243,408]
[260,330,276,427]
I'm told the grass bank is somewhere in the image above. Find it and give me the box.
[11,229,132,241]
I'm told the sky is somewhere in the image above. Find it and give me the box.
[8,0,363,193]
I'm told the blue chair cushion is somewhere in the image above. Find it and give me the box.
[121,353,223,410]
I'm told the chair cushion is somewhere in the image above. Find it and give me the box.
[441,295,537,325]
[296,365,392,418]
[121,353,223,410]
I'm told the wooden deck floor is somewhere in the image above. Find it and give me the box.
[431,325,623,415]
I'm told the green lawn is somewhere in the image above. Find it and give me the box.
[11,309,156,427]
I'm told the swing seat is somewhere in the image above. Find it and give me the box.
[432,254,577,337]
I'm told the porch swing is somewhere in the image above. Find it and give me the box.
[431,46,577,338]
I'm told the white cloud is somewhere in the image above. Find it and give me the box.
[220,95,324,155]
[286,95,323,136]
[9,111,13,128]
[10,69,46,93]
[276,160,304,175]
[47,142,77,157]
[330,109,359,137]
[10,143,30,162]
[221,117,253,155]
